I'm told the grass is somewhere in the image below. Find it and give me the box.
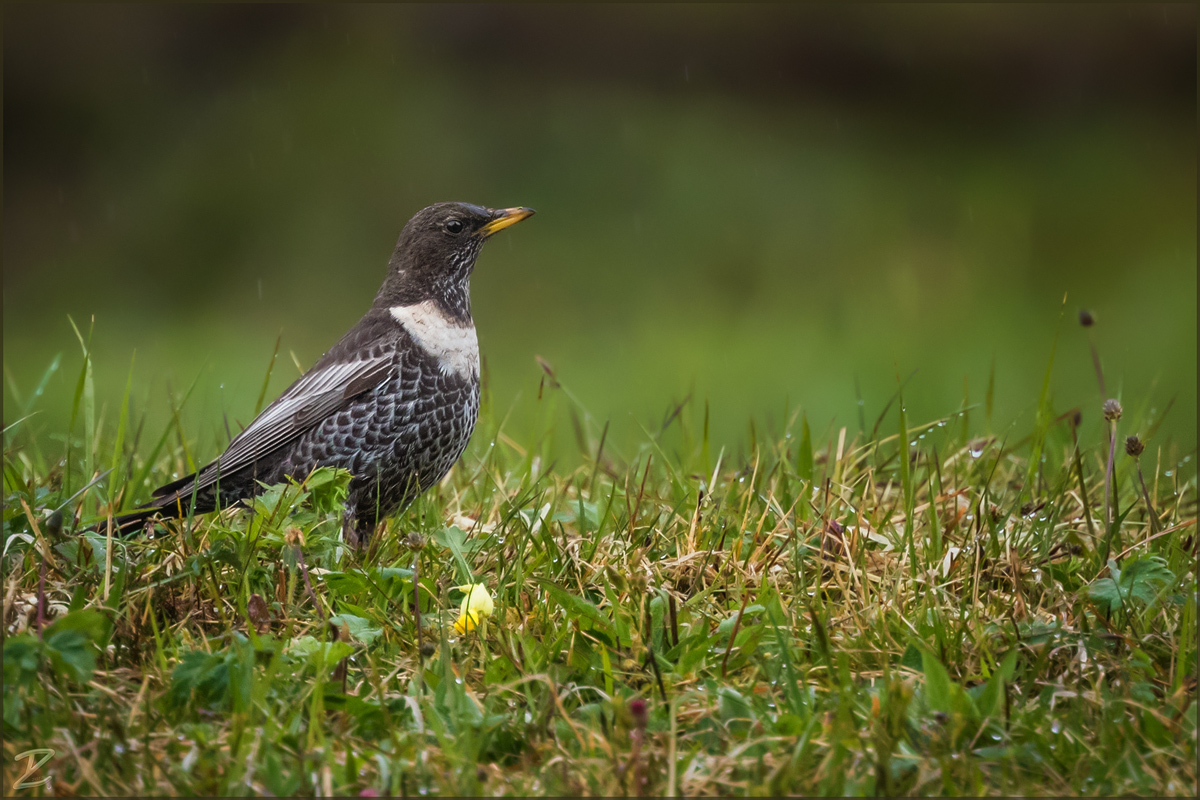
[2,330,1197,796]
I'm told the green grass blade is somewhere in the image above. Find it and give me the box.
[108,352,136,508]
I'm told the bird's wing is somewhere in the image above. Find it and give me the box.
[180,342,396,492]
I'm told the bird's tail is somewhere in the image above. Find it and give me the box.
[85,507,167,537]
[82,473,200,536]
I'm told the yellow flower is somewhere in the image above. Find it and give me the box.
[453,583,494,634]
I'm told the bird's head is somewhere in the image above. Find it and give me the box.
[379,202,535,318]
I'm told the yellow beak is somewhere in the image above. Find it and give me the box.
[479,206,536,236]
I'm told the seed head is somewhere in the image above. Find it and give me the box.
[1079,309,1095,327]
[629,698,649,729]
[284,527,305,548]
[1125,435,1144,458]
[406,531,425,551]
[1102,399,1123,422]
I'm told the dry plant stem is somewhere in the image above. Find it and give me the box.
[1136,464,1159,534]
[1071,427,1097,544]
[721,592,751,678]
[103,518,114,602]
[620,727,645,795]
[1103,419,1118,532]
[19,499,49,636]
[295,545,325,623]
[413,557,423,667]
[647,646,668,702]
[36,550,47,636]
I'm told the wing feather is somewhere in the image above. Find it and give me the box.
[189,346,395,490]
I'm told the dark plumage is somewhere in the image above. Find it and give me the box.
[103,202,534,547]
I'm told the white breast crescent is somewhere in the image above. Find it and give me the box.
[389,301,479,380]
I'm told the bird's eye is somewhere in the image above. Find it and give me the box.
[445,219,464,234]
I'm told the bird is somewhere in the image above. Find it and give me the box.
[98,202,535,548]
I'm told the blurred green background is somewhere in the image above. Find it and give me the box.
[4,4,1196,465]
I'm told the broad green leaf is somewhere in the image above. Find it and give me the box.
[976,650,1017,720]
[900,643,924,672]
[43,608,113,645]
[717,604,766,637]
[331,613,383,645]
[321,571,370,597]
[921,648,954,713]
[719,686,756,727]
[304,467,352,514]
[168,650,221,710]
[287,635,355,664]
[3,634,41,685]
[432,526,475,584]
[45,630,95,683]
[1088,556,1175,615]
